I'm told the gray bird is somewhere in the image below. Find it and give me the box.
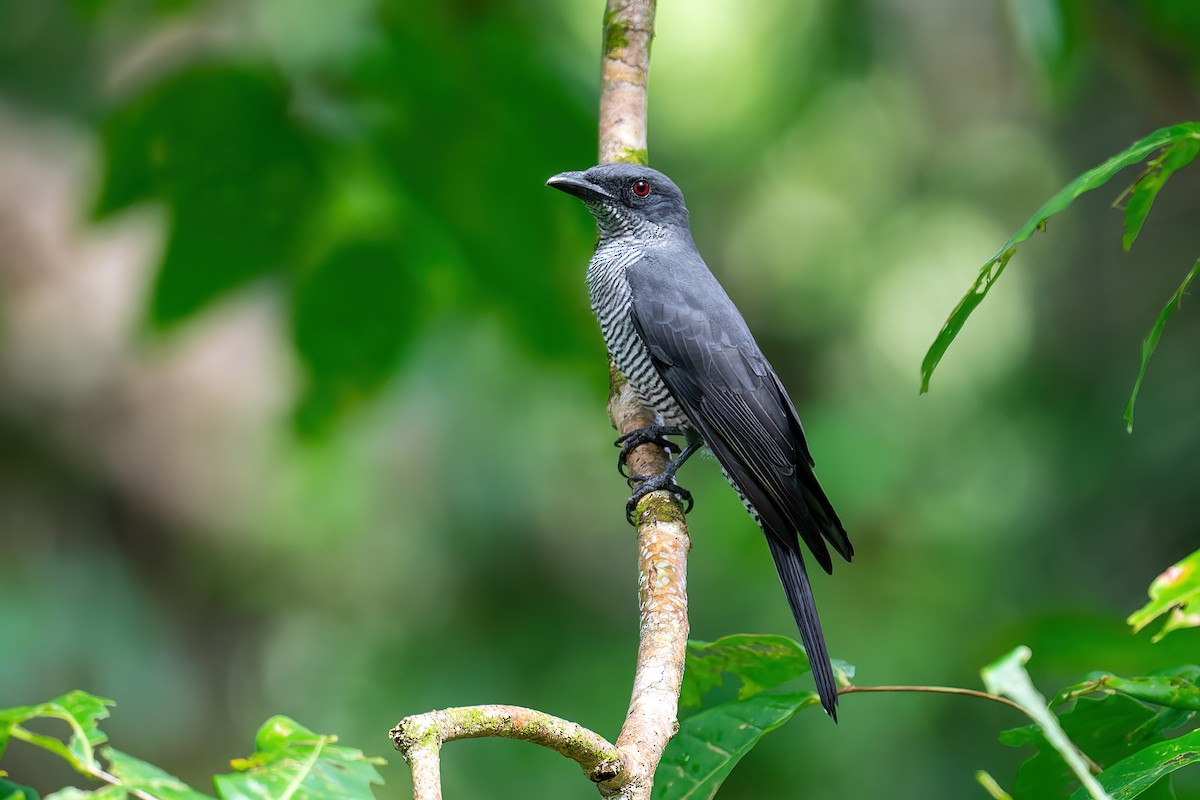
[547,163,853,719]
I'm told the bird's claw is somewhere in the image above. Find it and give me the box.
[624,471,694,524]
[615,425,684,478]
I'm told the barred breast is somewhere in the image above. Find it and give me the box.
[586,243,691,427]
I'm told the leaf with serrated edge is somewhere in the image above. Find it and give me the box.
[652,692,818,800]
[214,716,383,800]
[983,647,1113,800]
[921,122,1200,393]
[101,748,210,800]
[1128,550,1200,639]
[0,692,114,772]
[1068,729,1200,800]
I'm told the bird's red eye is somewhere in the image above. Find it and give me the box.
[631,179,651,197]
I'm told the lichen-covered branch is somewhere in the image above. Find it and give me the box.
[391,3,677,799]
[599,0,656,165]
[391,706,623,800]
[596,3,690,800]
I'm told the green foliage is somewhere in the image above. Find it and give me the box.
[0,778,41,800]
[1071,730,1200,800]
[0,693,384,800]
[995,656,1199,800]
[94,65,325,328]
[985,647,1114,800]
[291,240,421,434]
[1124,259,1200,432]
[77,1,598,432]
[921,123,1200,428]
[215,717,385,800]
[654,635,833,800]
[0,691,114,771]
[1128,549,1200,641]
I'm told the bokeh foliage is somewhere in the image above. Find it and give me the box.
[1,0,1199,798]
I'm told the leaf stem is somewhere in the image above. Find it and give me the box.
[839,684,1103,774]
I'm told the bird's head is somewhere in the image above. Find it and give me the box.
[546,163,690,240]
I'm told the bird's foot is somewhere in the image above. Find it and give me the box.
[624,471,694,524]
[615,425,686,478]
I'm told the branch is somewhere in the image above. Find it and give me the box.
[391,706,623,799]
[840,684,1104,775]
[391,3,677,798]
[594,3,690,799]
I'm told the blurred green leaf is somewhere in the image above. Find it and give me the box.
[1004,0,1078,90]
[1000,695,1181,800]
[652,692,818,800]
[93,64,324,328]
[0,691,114,771]
[921,122,1200,393]
[0,778,40,800]
[1124,260,1200,433]
[1121,139,1200,251]
[0,1,98,118]
[983,647,1113,800]
[291,239,421,434]
[1068,729,1200,800]
[101,748,209,800]
[213,716,384,800]
[44,787,126,800]
[1129,550,1200,641]
[976,770,1015,799]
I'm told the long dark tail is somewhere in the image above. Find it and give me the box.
[764,533,839,720]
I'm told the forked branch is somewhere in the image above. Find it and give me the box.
[391,2,685,799]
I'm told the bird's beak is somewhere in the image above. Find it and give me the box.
[546,171,611,203]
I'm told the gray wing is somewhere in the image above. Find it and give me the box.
[625,250,853,571]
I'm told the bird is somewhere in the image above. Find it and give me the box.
[547,163,853,720]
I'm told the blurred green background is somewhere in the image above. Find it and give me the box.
[1,0,1198,797]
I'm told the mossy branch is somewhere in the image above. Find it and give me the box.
[391,2,671,799]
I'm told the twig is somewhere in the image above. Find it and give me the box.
[839,684,1104,775]
[839,684,1027,714]
[391,706,623,799]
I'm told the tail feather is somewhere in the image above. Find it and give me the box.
[764,533,839,720]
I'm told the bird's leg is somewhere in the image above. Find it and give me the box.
[624,439,703,524]
[615,425,687,477]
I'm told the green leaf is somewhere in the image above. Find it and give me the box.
[0,691,115,771]
[94,64,324,328]
[1068,728,1200,800]
[1129,550,1200,641]
[291,239,422,434]
[920,122,1200,393]
[101,748,210,800]
[1000,694,1181,800]
[1121,138,1200,250]
[976,770,1015,800]
[681,634,813,709]
[1052,666,1200,712]
[44,787,127,800]
[983,647,1113,800]
[1123,260,1200,433]
[0,777,40,800]
[652,692,818,800]
[213,716,384,800]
